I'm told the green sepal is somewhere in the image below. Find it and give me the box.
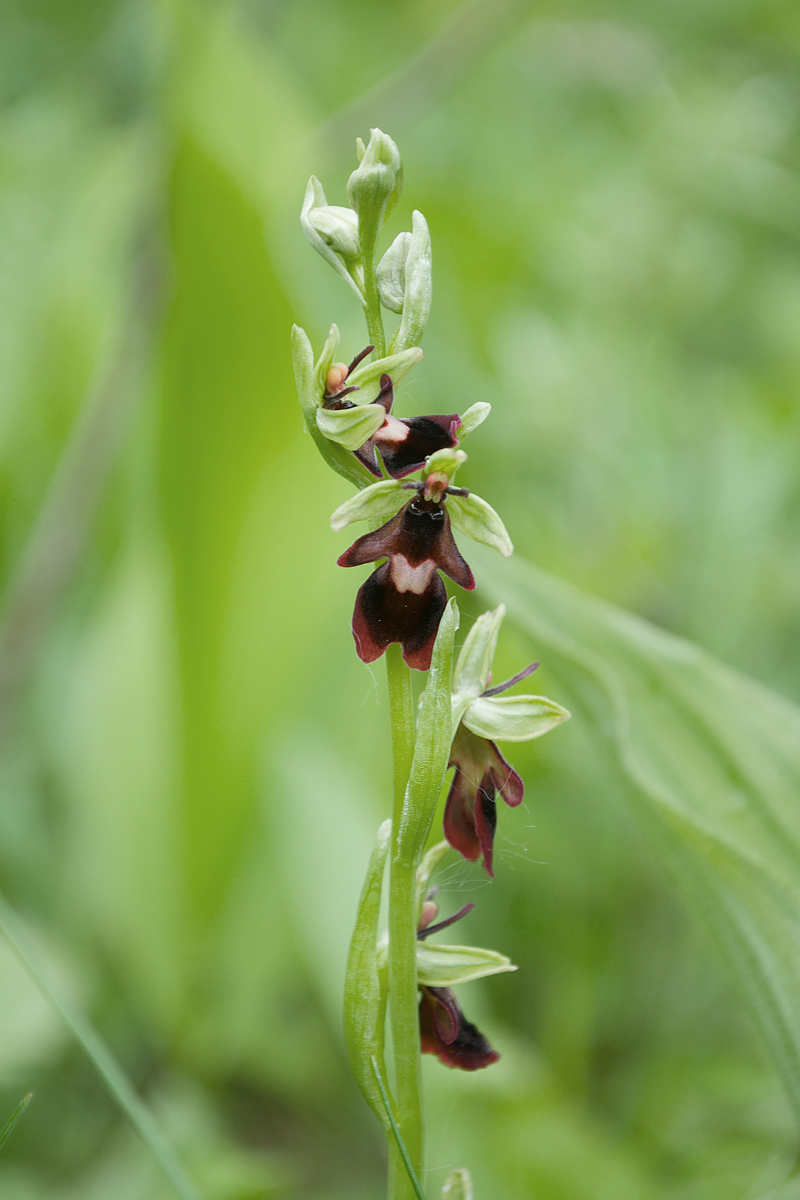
[347,346,423,404]
[391,210,432,353]
[306,204,360,258]
[291,325,375,489]
[416,942,517,988]
[453,604,505,700]
[300,177,365,301]
[463,694,571,742]
[377,231,410,314]
[330,480,407,532]
[344,819,396,1133]
[425,448,467,480]
[314,323,340,397]
[441,1168,473,1200]
[447,492,514,557]
[316,402,387,450]
[397,599,460,866]
[415,840,450,920]
[458,402,491,438]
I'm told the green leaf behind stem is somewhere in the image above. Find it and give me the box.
[476,547,800,1120]
[344,819,394,1132]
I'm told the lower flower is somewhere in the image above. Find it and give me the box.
[418,985,499,1070]
[443,723,524,878]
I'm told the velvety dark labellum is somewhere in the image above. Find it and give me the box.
[444,724,524,876]
[338,497,474,671]
[353,564,447,671]
[418,986,499,1071]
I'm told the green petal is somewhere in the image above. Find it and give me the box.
[416,942,517,988]
[330,480,407,532]
[463,693,571,742]
[446,491,514,557]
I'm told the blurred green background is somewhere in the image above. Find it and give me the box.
[2,0,800,1197]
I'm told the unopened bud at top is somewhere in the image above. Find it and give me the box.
[377,231,411,314]
[347,129,403,255]
[306,205,360,258]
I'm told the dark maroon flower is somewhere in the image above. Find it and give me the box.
[338,493,475,671]
[415,898,499,1071]
[418,986,499,1071]
[324,348,460,479]
[443,724,524,878]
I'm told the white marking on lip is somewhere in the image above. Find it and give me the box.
[390,555,436,594]
[376,415,410,445]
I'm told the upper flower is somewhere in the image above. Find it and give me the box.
[323,346,461,479]
[333,450,512,671]
[445,606,571,874]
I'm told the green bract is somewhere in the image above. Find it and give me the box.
[446,491,514,557]
[415,942,517,988]
[453,606,505,700]
[425,447,467,480]
[415,841,450,919]
[300,178,365,301]
[330,480,407,532]
[344,820,394,1132]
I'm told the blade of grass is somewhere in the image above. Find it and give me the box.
[0,894,203,1200]
[371,1055,428,1200]
[0,1093,32,1153]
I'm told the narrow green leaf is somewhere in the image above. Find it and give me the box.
[0,895,202,1200]
[397,599,460,865]
[0,1093,32,1153]
[344,820,394,1132]
[463,693,571,742]
[416,942,517,987]
[371,1056,428,1200]
[477,547,800,1121]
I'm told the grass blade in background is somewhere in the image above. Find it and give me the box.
[0,1093,32,1153]
[0,896,203,1200]
[478,547,800,1120]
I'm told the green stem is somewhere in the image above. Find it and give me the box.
[385,644,423,1200]
[363,250,387,359]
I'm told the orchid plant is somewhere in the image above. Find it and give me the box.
[292,130,571,1200]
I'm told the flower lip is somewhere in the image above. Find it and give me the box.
[419,985,499,1071]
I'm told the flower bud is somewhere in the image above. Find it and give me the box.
[347,129,403,257]
[301,177,364,301]
[377,231,411,313]
[441,1169,473,1200]
[305,204,360,258]
[393,210,432,352]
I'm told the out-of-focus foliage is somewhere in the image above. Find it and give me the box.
[2,0,800,1198]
